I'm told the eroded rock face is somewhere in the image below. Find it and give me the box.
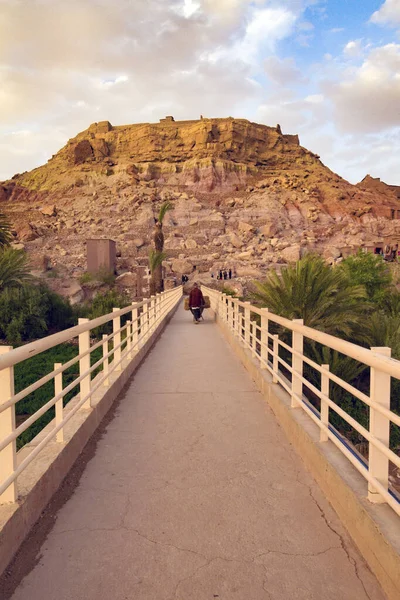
[2,116,400,294]
[72,140,94,165]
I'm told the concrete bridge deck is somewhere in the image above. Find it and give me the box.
[4,306,385,599]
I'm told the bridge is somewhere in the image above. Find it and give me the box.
[0,286,399,599]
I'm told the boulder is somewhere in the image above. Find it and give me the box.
[185,239,197,249]
[15,223,38,242]
[11,242,25,251]
[238,221,254,234]
[236,266,263,278]
[323,246,342,260]
[229,232,243,249]
[65,282,84,305]
[259,223,278,237]
[171,259,193,274]
[281,244,301,263]
[237,250,254,259]
[116,272,136,287]
[40,204,57,217]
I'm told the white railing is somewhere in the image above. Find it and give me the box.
[203,285,400,516]
[0,287,182,504]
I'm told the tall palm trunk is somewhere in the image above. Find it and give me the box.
[150,202,171,294]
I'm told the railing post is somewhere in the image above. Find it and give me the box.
[102,334,109,386]
[132,304,138,353]
[244,302,251,348]
[368,346,391,504]
[320,364,330,442]
[156,292,161,325]
[78,318,91,409]
[149,296,155,333]
[291,319,304,408]
[126,320,132,360]
[260,308,269,369]
[218,293,224,320]
[113,308,122,371]
[237,304,242,338]
[142,301,149,344]
[273,335,279,383]
[0,346,17,503]
[54,362,64,443]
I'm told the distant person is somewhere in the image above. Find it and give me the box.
[188,283,205,324]
[228,268,232,279]
[223,271,227,280]
[392,244,399,261]
[219,270,222,280]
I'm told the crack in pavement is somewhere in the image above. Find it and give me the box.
[253,546,338,561]
[295,470,375,600]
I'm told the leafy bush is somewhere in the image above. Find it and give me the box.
[78,289,131,337]
[79,267,116,286]
[0,284,74,344]
[15,343,102,449]
[340,250,392,304]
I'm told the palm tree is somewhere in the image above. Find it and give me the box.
[365,312,400,359]
[149,249,167,296]
[0,213,13,247]
[151,201,172,293]
[252,254,369,340]
[0,247,32,291]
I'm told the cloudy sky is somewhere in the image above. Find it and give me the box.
[1,0,400,184]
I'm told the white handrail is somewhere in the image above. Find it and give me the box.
[202,285,400,515]
[0,287,183,503]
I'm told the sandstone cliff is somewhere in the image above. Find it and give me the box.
[1,116,400,300]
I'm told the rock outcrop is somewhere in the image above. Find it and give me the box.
[1,116,400,298]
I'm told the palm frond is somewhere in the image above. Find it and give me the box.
[251,254,369,342]
[0,247,32,291]
[149,249,166,273]
[0,213,13,248]
[157,201,172,224]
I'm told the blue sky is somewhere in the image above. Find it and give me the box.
[0,0,399,184]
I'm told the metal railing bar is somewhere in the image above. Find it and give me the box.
[0,291,181,372]
[0,291,182,495]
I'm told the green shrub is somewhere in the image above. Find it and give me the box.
[78,289,131,337]
[79,271,94,285]
[79,268,115,286]
[15,344,103,449]
[0,284,74,344]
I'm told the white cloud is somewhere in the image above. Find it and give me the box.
[0,0,400,188]
[264,56,304,85]
[343,40,363,58]
[323,43,400,133]
[371,0,400,26]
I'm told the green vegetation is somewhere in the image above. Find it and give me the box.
[221,286,238,297]
[79,267,116,286]
[0,213,13,247]
[0,247,32,291]
[0,284,74,344]
[150,201,173,294]
[253,251,400,454]
[253,254,368,340]
[15,343,103,449]
[340,250,392,304]
[0,214,133,449]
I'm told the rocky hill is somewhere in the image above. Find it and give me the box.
[1,116,400,300]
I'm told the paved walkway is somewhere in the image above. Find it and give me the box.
[8,305,385,600]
